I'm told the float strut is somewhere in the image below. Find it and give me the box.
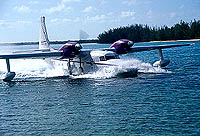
[3,59,16,82]
[157,49,164,61]
[6,59,11,72]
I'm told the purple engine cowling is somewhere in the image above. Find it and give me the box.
[110,39,134,54]
[59,42,82,58]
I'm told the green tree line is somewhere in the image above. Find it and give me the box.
[97,20,200,43]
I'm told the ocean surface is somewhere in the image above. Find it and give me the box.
[0,41,199,136]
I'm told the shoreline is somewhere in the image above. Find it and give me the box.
[149,39,200,43]
[0,39,98,45]
[0,39,199,45]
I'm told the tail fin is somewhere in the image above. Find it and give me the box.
[39,16,50,50]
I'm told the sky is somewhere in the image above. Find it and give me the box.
[0,0,199,42]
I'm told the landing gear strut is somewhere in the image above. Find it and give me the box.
[79,58,84,74]
[68,58,72,75]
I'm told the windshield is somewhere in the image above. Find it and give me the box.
[99,56,106,61]
[105,55,116,60]
[99,55,119,61]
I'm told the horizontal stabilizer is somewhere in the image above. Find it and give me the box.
[13,49,51,54]
[56,58,118,66]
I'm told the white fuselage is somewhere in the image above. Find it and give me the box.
[50,50,137,77]
[70,50,120,74]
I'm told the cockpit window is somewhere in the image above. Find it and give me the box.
[99,56,106,61]
[105,55,116,60]
[99,54,119,61]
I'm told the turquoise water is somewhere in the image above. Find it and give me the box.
[0,41,200,135]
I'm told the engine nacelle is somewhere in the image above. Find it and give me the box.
[110,39,134,54]
[153,59,170,67]
[59,42,82,58]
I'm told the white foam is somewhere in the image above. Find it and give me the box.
[0,59,68,79]
[0,58,170,80]
[72,58,171,79]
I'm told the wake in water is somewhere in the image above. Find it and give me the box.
[0,58,171,80]
[73,58,171,79]
[0,59,66,80]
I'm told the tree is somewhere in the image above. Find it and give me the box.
[97,20,200,43]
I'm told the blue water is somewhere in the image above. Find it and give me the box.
[0,41,200,136]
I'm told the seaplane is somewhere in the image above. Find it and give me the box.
[0,16,192,82]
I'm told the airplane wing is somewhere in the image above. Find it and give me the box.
[0,51,63,59]
[129,43,192,52]
[0,43,192,60]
